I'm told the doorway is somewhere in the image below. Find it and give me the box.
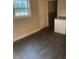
[48,0,57,31]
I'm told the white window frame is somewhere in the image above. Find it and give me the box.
[13,0,31,18]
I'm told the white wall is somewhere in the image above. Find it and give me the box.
[57,0,66,17]
[38,0,48,29]
[54,19,66,34]
[13,0,48,42]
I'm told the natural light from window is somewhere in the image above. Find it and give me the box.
[13,0,30,16]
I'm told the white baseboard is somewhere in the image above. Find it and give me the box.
[13,28,41,42]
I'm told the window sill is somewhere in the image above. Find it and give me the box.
[13,15,31,20]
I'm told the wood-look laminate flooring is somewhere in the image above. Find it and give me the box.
[13,28,66,59]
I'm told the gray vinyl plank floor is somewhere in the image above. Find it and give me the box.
[13,28,66,59]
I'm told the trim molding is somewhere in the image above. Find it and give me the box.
[13,28,41,42]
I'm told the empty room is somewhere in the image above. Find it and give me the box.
[13,0,66,59]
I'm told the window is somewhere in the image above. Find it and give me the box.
[13,0,30,16]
